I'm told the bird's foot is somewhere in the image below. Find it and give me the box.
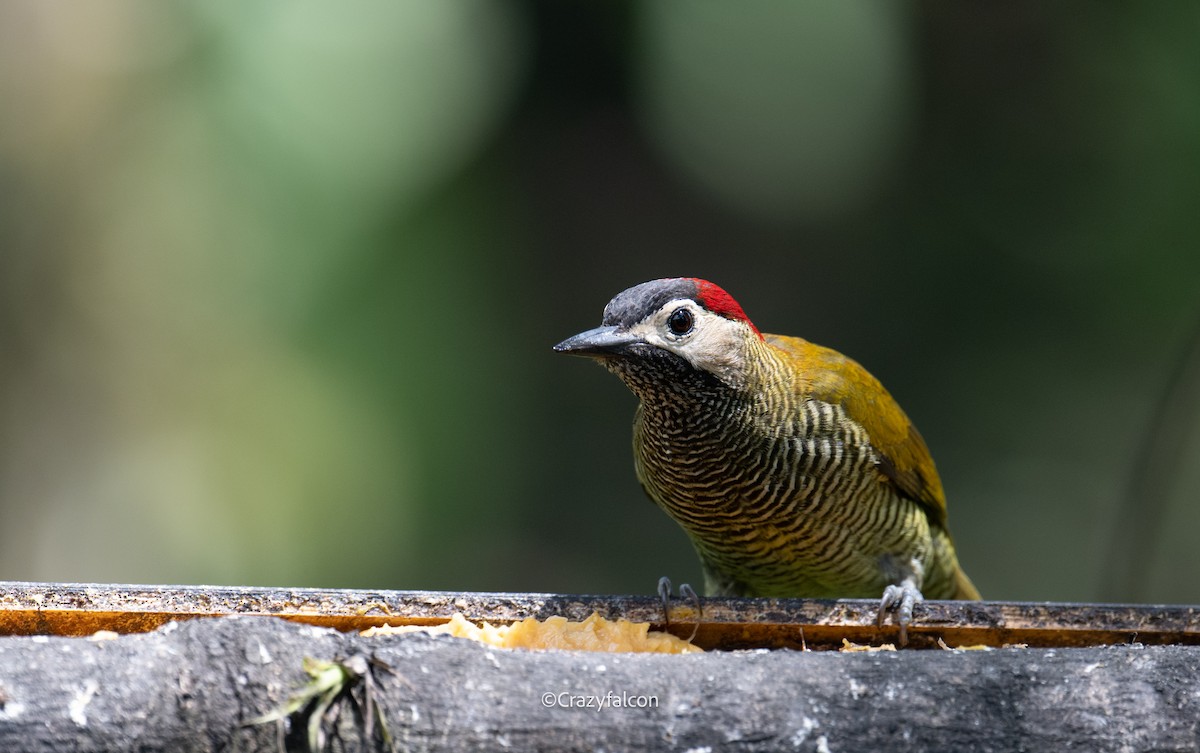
[877,578,924,646]
[657,576,702,642]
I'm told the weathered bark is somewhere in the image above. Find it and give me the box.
[0,615,1198,752]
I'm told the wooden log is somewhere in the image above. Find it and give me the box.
[1,614,1198,752]
[2,582,1199,649]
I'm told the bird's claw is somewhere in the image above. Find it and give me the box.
[657,576,701,642]
[877,580,924,646]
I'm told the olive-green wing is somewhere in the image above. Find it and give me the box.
[765,334,948,528]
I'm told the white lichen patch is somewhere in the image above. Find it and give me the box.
[68,679,99,727]
[790,716,819,746]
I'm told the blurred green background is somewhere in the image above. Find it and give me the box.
[1,1,1197,603]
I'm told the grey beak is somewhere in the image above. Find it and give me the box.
[554,325,645,357]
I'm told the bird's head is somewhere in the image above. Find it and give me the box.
[555,278,764,394]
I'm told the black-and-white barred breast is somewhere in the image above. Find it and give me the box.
[630,368,953,600]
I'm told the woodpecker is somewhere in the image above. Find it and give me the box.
[555,278,978,642]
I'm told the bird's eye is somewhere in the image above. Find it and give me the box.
[667,307,694,336]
